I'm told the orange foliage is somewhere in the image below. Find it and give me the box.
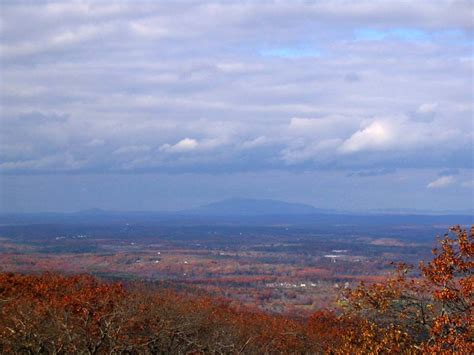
[0,225,472,353]
[343,225,473,353]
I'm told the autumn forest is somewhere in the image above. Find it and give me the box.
[0,225,472,353]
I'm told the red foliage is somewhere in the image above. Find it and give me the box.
[0,226,472,353]
[343,225,473,353]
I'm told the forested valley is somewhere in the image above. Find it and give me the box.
[1,226,471,354]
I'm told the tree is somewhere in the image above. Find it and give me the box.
[343,225,473,353]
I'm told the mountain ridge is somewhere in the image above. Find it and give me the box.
[1,198,472,217]
[185,198,329,215]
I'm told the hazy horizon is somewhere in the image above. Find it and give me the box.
[1,194,473,215]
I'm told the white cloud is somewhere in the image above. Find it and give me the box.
[159,137,228,154]
[129,20,170,39]
[240,136,269,149]
[0,1,472,174]
[289,115,359,138]
[85,139,105,147]
[417,103,438,114]
[427,175,456,189]
[339,121,393,153]
[114,145,151,154]
[160,138,198,153]
[281,138,342,164]
[0,23,112,58]
[0,153,85,171]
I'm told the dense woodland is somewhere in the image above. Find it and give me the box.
[0,226,472,354]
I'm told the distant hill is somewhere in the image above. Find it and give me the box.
[0,198,472,226]
[186,198,328,215]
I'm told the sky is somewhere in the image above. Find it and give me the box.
[0,0,473,213]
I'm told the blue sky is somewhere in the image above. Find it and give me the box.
[0,0,473,213]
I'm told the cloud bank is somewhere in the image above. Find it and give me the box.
[0,1,472,176]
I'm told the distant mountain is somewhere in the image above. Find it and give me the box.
[186,198,328,216]
[1,198,472,226]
